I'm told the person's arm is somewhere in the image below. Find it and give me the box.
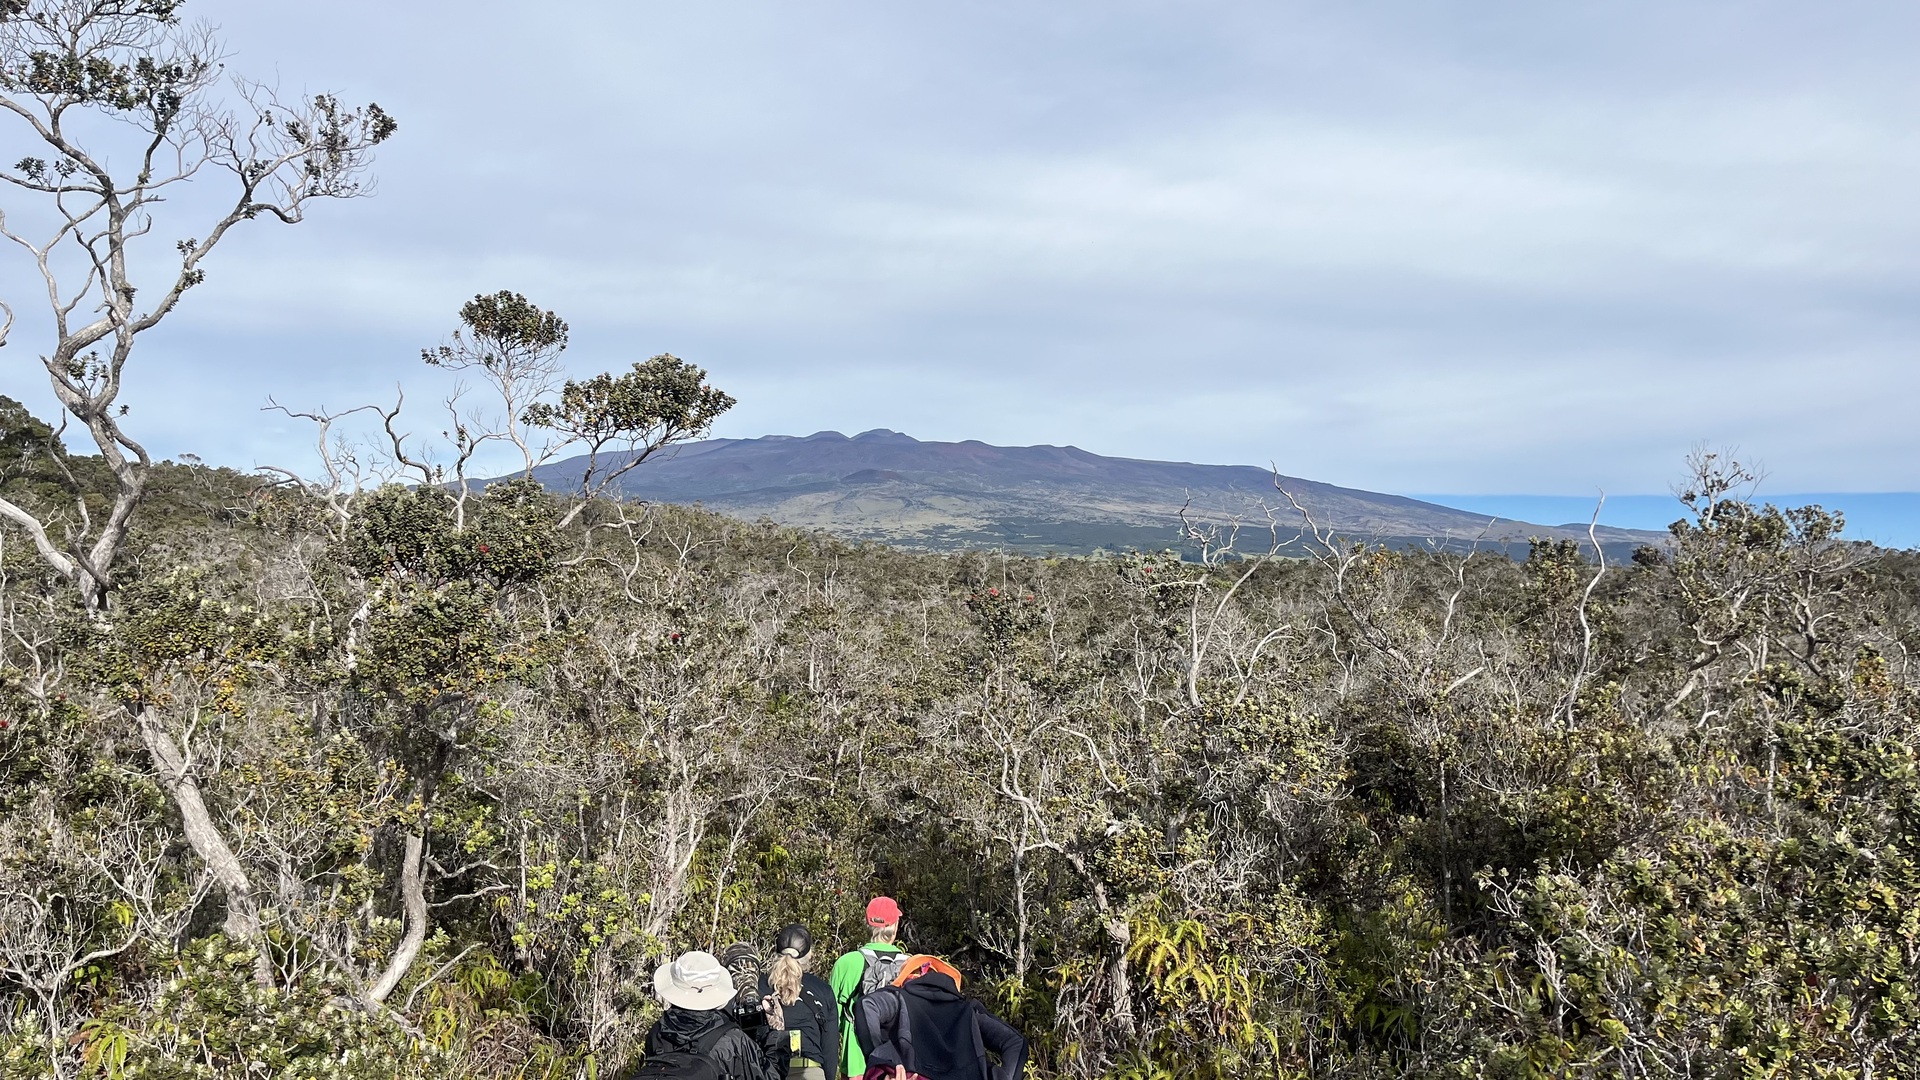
[976,1009,1029,1080]
[828,951,863,1013]
[815,983,843,1080]
[855,986,906,1067]
[828,950,865,1072]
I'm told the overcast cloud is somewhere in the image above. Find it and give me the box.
[3,0,1916,495]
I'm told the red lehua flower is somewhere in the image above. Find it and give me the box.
[478,543,490,554]
[988,587,999,597]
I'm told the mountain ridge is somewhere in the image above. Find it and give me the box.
[529,430,1663,557]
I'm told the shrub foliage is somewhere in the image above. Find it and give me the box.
[3,426,1919,1079]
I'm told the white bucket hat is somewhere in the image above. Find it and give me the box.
[653,950,735,1011]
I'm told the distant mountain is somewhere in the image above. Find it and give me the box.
[529,430,1663,557]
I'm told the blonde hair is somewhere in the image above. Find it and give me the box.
[769,948,810,1006]
[872,924,899,945]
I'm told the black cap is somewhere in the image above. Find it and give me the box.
[773,923,813,960]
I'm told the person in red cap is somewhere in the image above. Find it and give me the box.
[829,896,907,1077]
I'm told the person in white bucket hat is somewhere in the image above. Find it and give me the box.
[628,950,777,1079]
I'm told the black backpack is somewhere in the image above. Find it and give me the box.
[623,1022,730,1080]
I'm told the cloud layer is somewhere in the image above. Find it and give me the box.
[3,0,1914,495]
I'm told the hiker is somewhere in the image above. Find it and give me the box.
[830,896,909,1077]
[855,956,1027,1080]
[758,922,842,1080]
[629,949,777,1080]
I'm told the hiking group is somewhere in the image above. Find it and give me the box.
[626,896,1028,1080]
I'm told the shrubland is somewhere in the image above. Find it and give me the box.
[3,407,1918,1078]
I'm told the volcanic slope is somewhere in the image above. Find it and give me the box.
[530,429,1659,557]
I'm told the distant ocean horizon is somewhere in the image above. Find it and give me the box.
[1413,493,1920,551]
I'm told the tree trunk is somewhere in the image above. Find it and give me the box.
[1105,915,1135,1035]
[137,708,273,986]
[367,831,428,1004]
[1011,842,1031,987]
[1063,852,1136,1036]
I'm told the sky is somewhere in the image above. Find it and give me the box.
[1413,494,1920,550]
[3,1,1918,515]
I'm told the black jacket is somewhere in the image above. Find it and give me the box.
[855,974,1027,1080]
[757,970,842,1079]
[643,1005,776,1080]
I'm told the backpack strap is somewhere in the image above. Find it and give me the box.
[854,948,881,989]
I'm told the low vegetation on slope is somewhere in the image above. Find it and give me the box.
[3,432,1918,1079]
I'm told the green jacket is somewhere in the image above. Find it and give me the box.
[829,941,904,1077]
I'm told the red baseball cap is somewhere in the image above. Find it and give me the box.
[865,896,902,927]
